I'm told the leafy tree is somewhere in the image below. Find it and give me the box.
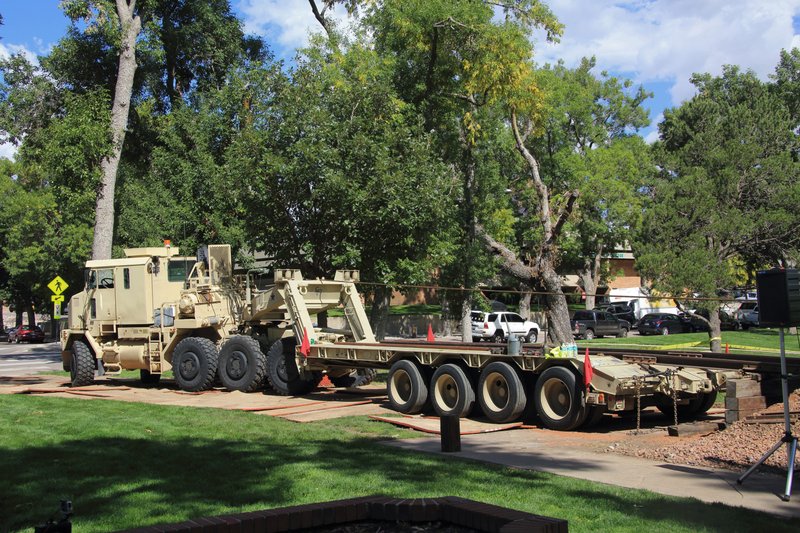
[635,64,800,351]
[227,37,454,337]
[532,58,652,309]
[366,0,563,340]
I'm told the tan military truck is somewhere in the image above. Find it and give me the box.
[62,244,728,430]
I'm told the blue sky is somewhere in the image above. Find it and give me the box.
[2,0,800,159]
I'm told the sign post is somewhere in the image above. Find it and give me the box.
[48,276,69,341]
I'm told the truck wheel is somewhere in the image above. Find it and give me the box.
[140,369,161,385]
[491,331,504,343]
[172,337,219,392]
[266,338,320,396]
[387,360,428,414]
[218,335,267,392]
[478,362,527,423]
[330,368,377,388]
[617,328,628,338]
[70,340,95,387]
[534,366,584,431]
[525,329,538,343]
[584,329,595,340]
[430,363,475,418]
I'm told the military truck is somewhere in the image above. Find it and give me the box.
[61,245,728,430]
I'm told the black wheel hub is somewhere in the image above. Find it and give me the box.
[179,352,200,380]
[226,350,247,379]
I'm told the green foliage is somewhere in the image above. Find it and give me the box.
[635,62,800,308]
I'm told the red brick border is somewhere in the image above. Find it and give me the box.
[118,496,567,532]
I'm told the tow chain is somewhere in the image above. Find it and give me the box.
[671,370,679,427]
[633,377,642,435]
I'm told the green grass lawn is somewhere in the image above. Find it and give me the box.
[580,328,800,355]
[1,395,796,532]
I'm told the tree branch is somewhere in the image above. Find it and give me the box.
[475,224,536,281]
[550,190,579,242]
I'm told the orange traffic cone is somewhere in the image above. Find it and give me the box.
[427,324,435,342]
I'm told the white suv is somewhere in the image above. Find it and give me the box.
[470,311,540,343]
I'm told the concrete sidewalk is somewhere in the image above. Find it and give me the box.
[385,428,800,519]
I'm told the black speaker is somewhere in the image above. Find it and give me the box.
[756,269,800,327]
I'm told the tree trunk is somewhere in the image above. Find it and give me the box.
[578,248,603,310]
[440,293,452,336]
[91,1,142,260]
[541,262,574,344]
[369,286,391,340]
[460,294,472,343]
[518,285,531,320]
[708,305,722,353]
[27,305,35,327]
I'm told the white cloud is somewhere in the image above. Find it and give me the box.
[534,0,800,106]
[0,142,17,161]
[0,41,37,63]
[237,0,350,52]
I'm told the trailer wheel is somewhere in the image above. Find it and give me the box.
[478,362,527,423]
[582,405,606,429]
[140,369,161,385]
[430,364,475,418]
[696,391,717,414]
[218,335,267,392]
[266,338,320,396]
[534,366,584,431]
[172,337,219,392]
[70,340,95,387]
[330,368,377,388]
[387,360,428,414]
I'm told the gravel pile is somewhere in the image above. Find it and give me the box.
[619,391,800,473]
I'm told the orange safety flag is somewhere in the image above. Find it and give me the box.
[300,328,311,357]
[583,347,593,389]
[426,324,435,342]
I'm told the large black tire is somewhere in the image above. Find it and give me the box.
[70,340,95,387]
[329,368,377,388]
[218,335,267,392]
[478,362,527,423]
[266,338,320,396]
[172,337,219,392]
[430,363,475,418]
[387,359,428,414]
[525,329,538,343]
[696,391,717,415]
[534,366,585,431]
[140,369,161,385]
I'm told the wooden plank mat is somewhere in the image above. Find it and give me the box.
[369,415,523,435]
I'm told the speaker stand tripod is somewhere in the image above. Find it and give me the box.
[737,328,798,501]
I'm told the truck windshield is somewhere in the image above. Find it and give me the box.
[168,260,191,282]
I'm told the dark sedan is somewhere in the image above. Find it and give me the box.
[636,313,685,336]
[7,324,46,343]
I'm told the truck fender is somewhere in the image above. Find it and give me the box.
[61,332,103,371]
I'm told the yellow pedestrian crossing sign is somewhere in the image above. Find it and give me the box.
[48,276,69,295]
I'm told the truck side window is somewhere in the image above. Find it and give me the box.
[123,268,130,289]
[97,269,114,289]
[87,270,96,289]
[168,260,190,282]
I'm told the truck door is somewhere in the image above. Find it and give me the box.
[506,313,526,336]
[89,268,117,322]
[601,311,616,335]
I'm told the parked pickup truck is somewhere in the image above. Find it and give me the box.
[571,310,631,340]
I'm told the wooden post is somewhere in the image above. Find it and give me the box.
[440,415,461,452]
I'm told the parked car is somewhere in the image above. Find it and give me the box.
[736,301,759,329]
[570,309,631,340]
[636,313,685,335]
[7,324,46,343]
[679,310,740,332]
[470,311,540,343]
[603,304,637,326]
[678,312,710,333]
